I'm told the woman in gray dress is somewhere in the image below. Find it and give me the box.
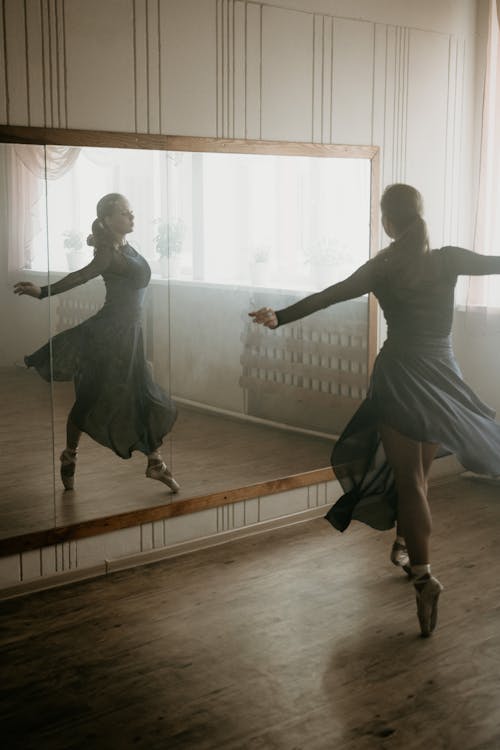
[250,183,500,637]
[14,193,179,494]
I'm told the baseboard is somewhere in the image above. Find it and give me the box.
[0,564,107,601]
[174,396,337,440]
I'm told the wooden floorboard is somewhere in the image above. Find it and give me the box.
[0,476,499,749]
[0,367,333,546]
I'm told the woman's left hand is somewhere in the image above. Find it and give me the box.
[13,281,42,298]
[249,307,278,329]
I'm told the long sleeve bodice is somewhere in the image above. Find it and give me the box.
[39,244,151,299]
[275,246,500,339]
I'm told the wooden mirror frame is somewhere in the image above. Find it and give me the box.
[0,125,379,556]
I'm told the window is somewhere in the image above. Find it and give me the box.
[8,144,370,292]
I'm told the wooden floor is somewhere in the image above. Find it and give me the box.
[1,475,499,749]
[0,367,332,541]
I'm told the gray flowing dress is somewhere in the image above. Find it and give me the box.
[275,246,500,532]
[25,243,177,458]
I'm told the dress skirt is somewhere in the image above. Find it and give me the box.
[326,334,500,531]
[25,302,177,459]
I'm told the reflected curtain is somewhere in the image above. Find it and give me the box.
[8,145,80,271]
[468,0,500,308]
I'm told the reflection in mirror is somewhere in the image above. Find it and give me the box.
[0,140,373,541]
[0,144,55,539]
[164,150,370,423]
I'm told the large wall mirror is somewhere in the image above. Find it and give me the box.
[0,128,378,549]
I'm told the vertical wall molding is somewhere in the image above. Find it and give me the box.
[157,0,162,134]
[0,0,9,123]
[216,0,237,138]
[60,0,68,126]
[134,0,162,134]
[370,19,376,146]
[43,0,52,125]
[312,14,335,144]
[23,0,30,124]
[216,0,222,135]
[379,24,411,186]
[20,0,67,128]
[48,0,57,126]
[41,0,50,126]
[149,0,160,134]
[145,0,150,131]
[233,1,246,137]
[391,26,409,184]
[54,0,61,125]
[372,24,387,184]
[217,504,236,531]
[244,0,261,139]
[132,0,138,131]
[456,37,467,244]
[134,1,149,132]
[444,35,466,246]
[312,14,321,142]
[324,15,334,144]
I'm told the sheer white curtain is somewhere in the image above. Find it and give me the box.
[468,0,500,308]
[7,145,80,271]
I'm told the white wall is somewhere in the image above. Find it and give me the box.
[2,0,496,408]
[0,0,484,248]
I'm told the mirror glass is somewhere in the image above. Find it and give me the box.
[0,144,55,540]
[1,140,372,538]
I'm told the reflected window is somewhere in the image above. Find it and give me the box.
[7,145,370,291]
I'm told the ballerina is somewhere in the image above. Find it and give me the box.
[14,193,179,493]
[250,183,500,637]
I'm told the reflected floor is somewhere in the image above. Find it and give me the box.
[0,367,333,540]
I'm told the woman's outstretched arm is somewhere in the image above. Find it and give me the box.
[249,259,375,329]
[447,246,500,275]
[14,246,113,300]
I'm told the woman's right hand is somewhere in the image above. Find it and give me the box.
[13,281,42,299]
[249,307,278,329]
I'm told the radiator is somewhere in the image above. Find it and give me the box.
[240,294,369,434]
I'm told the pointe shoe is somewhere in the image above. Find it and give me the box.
[146,461,180,493]
[60,449,77,491]
[414,575,444,637]
[390,540,412,577]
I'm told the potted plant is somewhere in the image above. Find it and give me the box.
[154,218,186,278]
[249,244,271,286]
[63,229,87,271]
[305,237,350,288]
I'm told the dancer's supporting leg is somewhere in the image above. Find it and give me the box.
[379,423,443,637]
[146,448,180,493]
[60,411,81,490]
[421,440,439,500]
[390,440,439,575]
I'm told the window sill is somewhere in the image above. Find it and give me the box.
[10,268,325,297]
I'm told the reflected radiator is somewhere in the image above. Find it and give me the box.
[55,297,101,331]
[53,278,105,333]
[240,297,369,434]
